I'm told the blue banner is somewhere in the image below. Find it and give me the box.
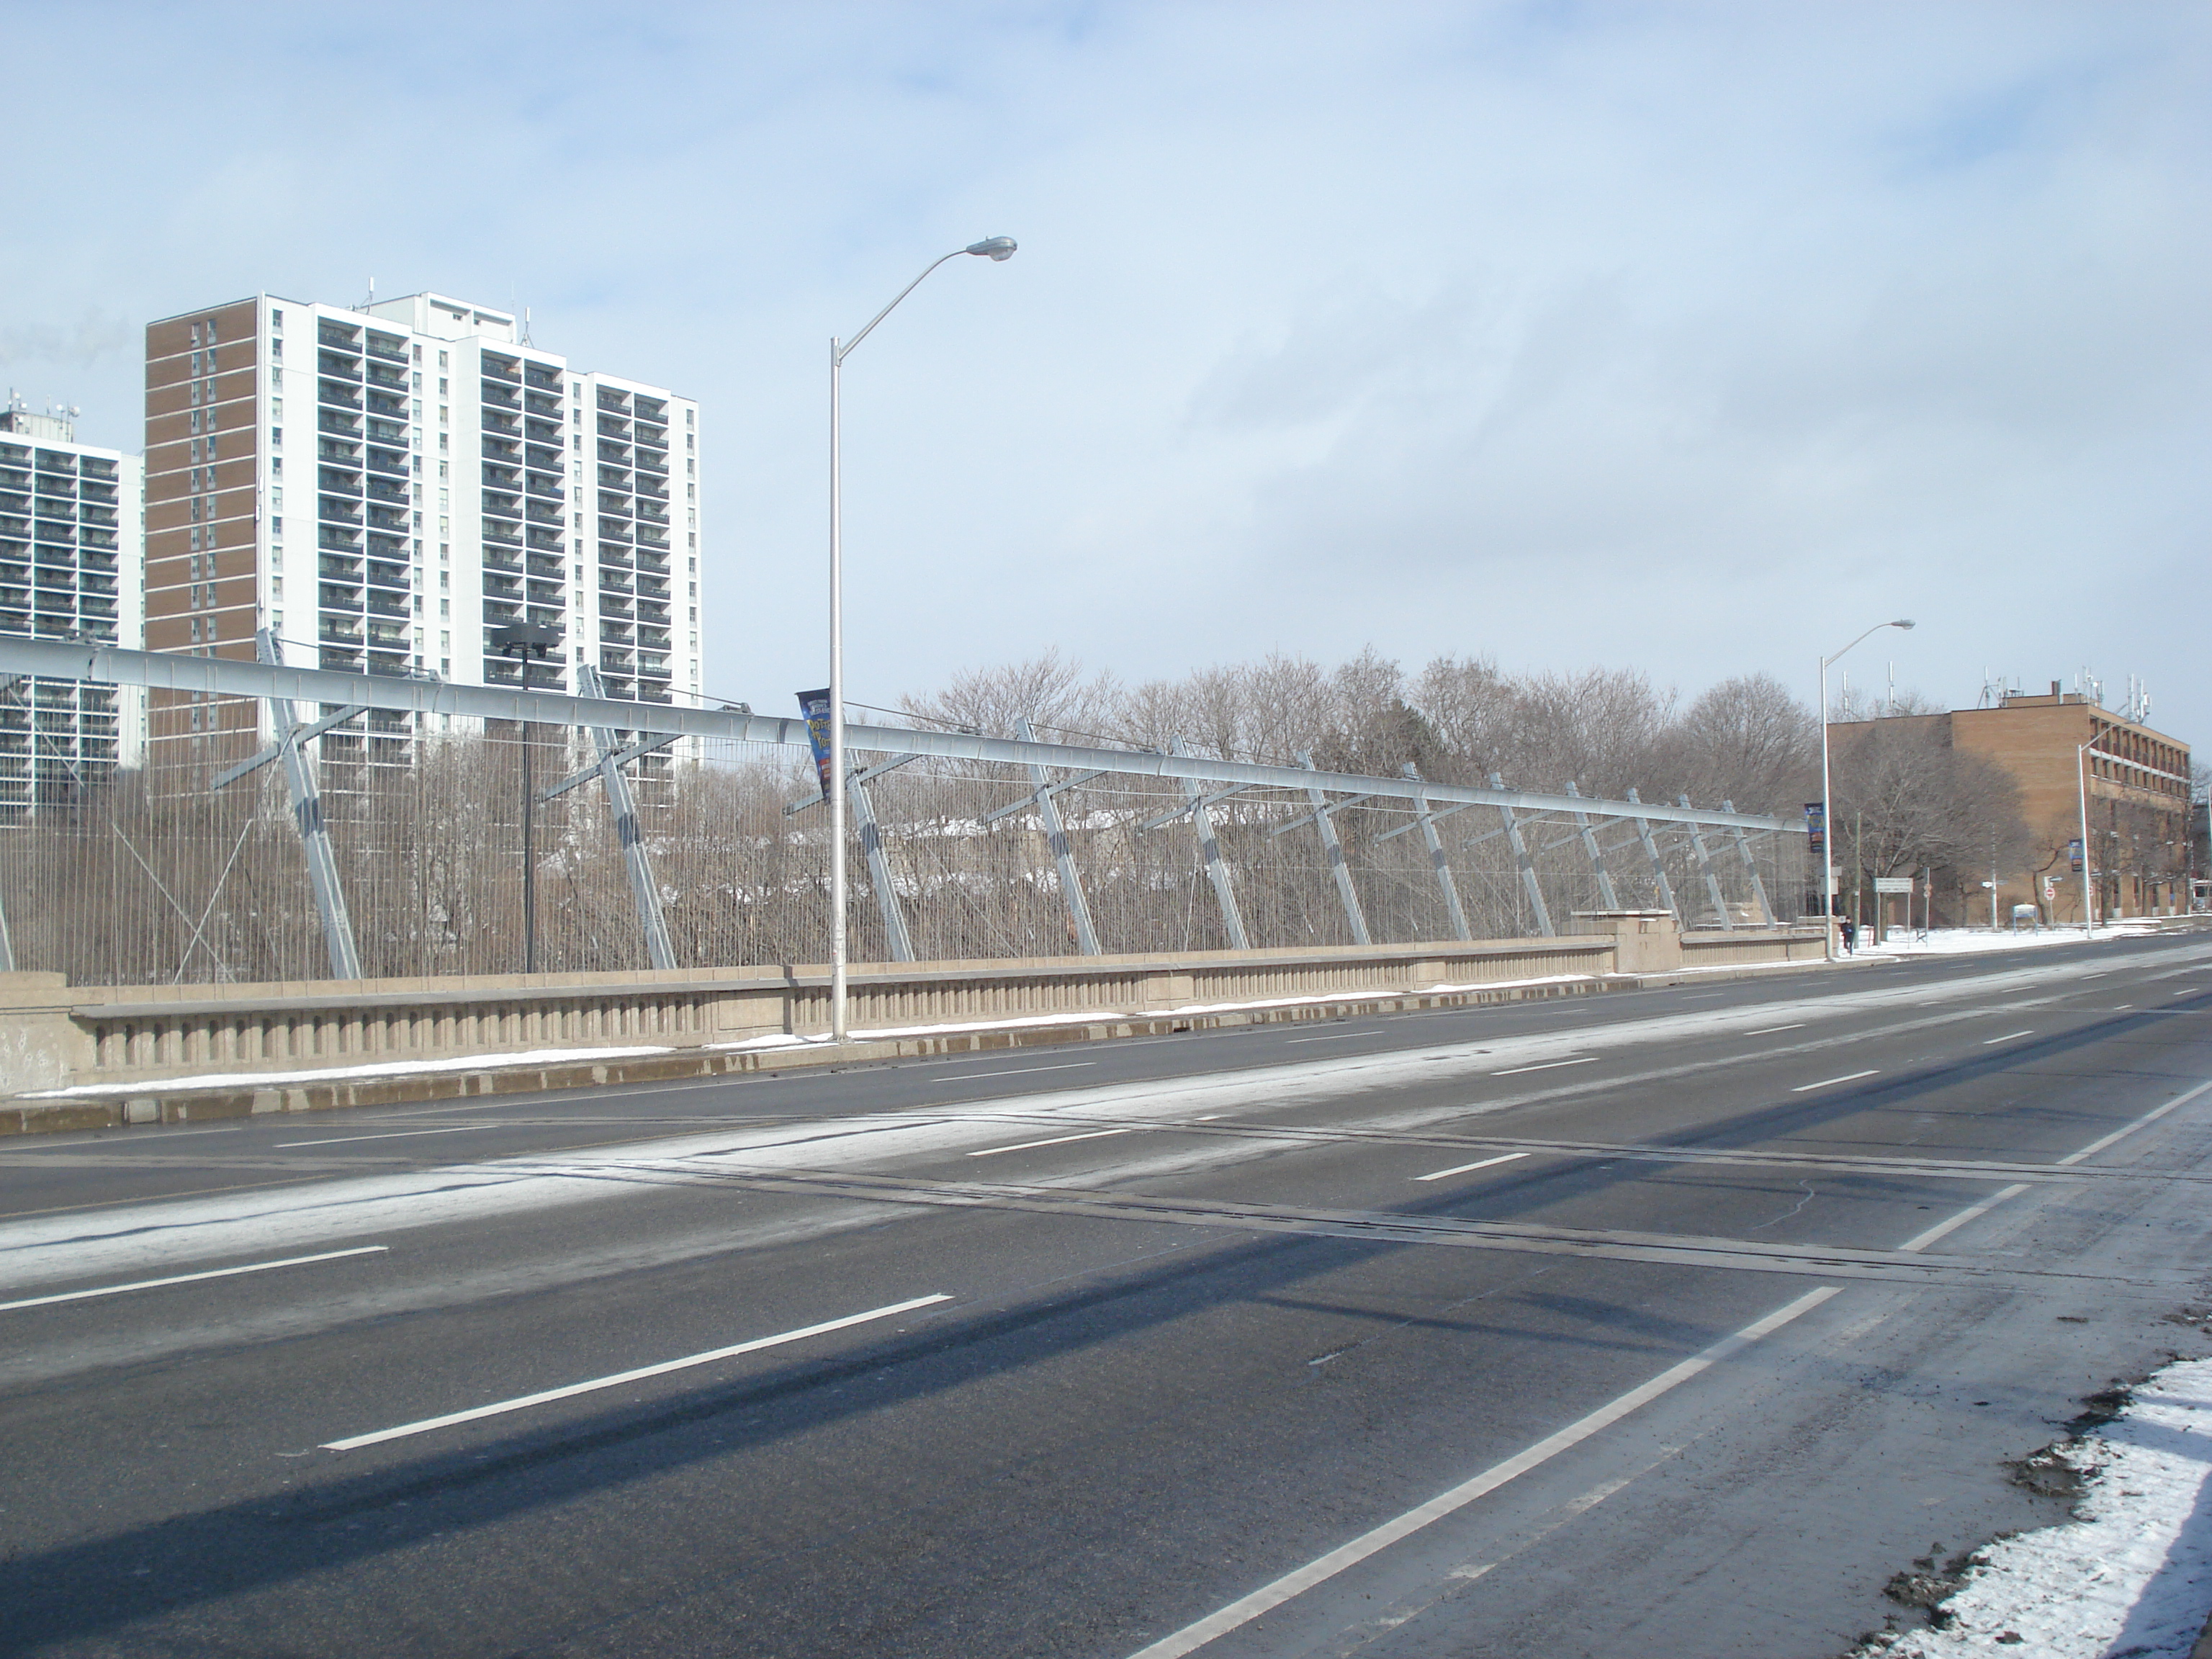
[797,688,833,798]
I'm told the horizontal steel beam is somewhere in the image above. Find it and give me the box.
[0,639,1799,835]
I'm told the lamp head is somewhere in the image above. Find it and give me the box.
[966,236,1018,261]
[1892,619,1916,630]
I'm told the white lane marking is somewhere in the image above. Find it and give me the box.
[1122,1286,1842,1659]
[2111,1004,2134,1010]
[1746,1023,1807,1036]
[1490,1057,1596,1077]
[0,1246,387,1313]
[931,1062,1098,1082]
[1982,1030,2035,1046]
[1287,1033,1380,1043]
[1413,1152,1530,1183]
[965,1127,1136,1159]
[1892,1076,2212,1254]
[277,1125,500,1149]
[1790,1070,1879,1093]
[323,1292,953,1452]
[1897,1185,2032,1253]
[2057,1077,2212,1166]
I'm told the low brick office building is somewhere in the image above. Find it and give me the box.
[1829,684,2193,925]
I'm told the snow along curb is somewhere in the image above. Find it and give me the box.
[1856,1356,2212,1657]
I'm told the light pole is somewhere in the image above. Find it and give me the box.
[2077,724,2121,938]
[1819,619,1915,961]
[827,236,1016,1042]
[491,621,558,974]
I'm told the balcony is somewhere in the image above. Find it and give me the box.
[524,501,565,527]
[482,410,522,437]
[599,620,635,643]
[482,494,523,523]
[482,572,523,599]
[599,593,634,619]
[482,435,523,462]
[482,385,522,412]
[595,441,632,467]
[365,333,408,361]
[523,366,562,392]
[597,518,632,544]
[319,554,364,579]
[526,552,565,578]
[366,505,410,532]
[482,601,523,629]
[365,557,410,588]
[634,450,668,476]
[367,595,410,619]
[365,449,409,477]
[483,521,523,547]
[636,500,669,524]
[367,531,408,561]
[523,417,563,446]
[365,389,408,418]
[634,423,668,452]
[637,601,671,626]
[319,503,364,527]
[318,410,363,436]
[523,390,562,418]
[525,527,565,552]
[481,546,523,573]
[80,529,118,552]
[366,417,408,445]
[319,619,365,645]
[33,522,73,545]
[482,356,522,385]
[365,478,408,505]
[635,525,668,548]
[524,440,564,472]
[366,361,408,388]
[318,323,361,349]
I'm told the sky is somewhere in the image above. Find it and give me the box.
[3,1,2208,747]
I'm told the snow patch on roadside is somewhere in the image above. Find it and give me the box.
[19,1045,676,1100]
[1860,1357,2212,1657]
[1857,920,2188,960]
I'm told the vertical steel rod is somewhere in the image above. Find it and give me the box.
[1565,782,1621,912]
[1488,772,1553,938]
[1017,716,1101,956]
[1624,788,1680,925]
[1404,765,1473,940]
[256,629,361,979]
[1173,736,1250,950]
[1298,751,1370,945]
[577,665,677,971]
[1680,795,1735,932]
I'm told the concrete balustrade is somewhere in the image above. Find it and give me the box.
[0,918,1828,1133]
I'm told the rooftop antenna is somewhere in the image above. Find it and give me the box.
[522,306,533,347]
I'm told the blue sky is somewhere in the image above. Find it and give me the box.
[4,1,2208,746]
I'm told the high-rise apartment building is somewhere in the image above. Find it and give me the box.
[0,401,144,809]
[143,290,703,752]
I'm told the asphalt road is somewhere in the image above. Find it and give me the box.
[4,937,2211,1658]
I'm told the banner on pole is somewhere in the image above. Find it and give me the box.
[2067,837,2084,873]
[1803,801,1825,860]
[797,688,833,799]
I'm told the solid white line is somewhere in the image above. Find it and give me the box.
[1413,1151,1530,1183]
[2056,1077,2212,1166]
[1287,1033,1378,1043]
[1897,1185,2031,1254]
[1790,1069,1879,1093]
[1121,1286,1842,1659]
[931,1062,1097,1082]
[1982,1030,2035,1046]
[1746,1023,1806,1035]
[276,1125,498,1148]
[1491,1057,1596,1077]
[0,1246,388,1313]
[322,1292,953,1452]
[1890,1076,2212,1254]
[966,1127,1135,1159]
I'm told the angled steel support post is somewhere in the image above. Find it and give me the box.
[1013,717,1101,956]
[1487,771,1555,938]
[253,629,361,978]
[1402,765,1473,940]
[1565,782,1622,911]
[1722,799,1777,925]
[0,875,14,971]
[575,665,677,971]
[1172,735,1249,949]
[1678,793,1735,931]
[1624,788,1681,925]
[1298,751,1371,945]
[845,763,915,963]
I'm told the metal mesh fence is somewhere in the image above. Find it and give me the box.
[0,689,1805,987]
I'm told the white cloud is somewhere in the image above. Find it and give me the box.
[2,1,2206,743]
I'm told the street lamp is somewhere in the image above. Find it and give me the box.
[1819,619,1915,961]
[2077,724,2122,940]
[491,620,559,974]
[826,236,1016,1043]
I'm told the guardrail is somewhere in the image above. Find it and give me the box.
[0,920,1825,1107]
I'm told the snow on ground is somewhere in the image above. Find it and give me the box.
[22,1045,676,1099]
[1853,920,2182,960]
[1863,1356,2212,1657]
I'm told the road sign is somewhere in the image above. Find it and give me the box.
[1874,876,1915,894]
[2043,878,2056,900]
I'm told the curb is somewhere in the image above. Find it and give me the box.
[0,960,1844,1138]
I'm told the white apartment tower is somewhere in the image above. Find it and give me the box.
[0,400,145,808]
[143,291,702,752]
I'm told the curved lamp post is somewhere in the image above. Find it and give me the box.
[828,237,1016,1040]
[1819,619,1915,961]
